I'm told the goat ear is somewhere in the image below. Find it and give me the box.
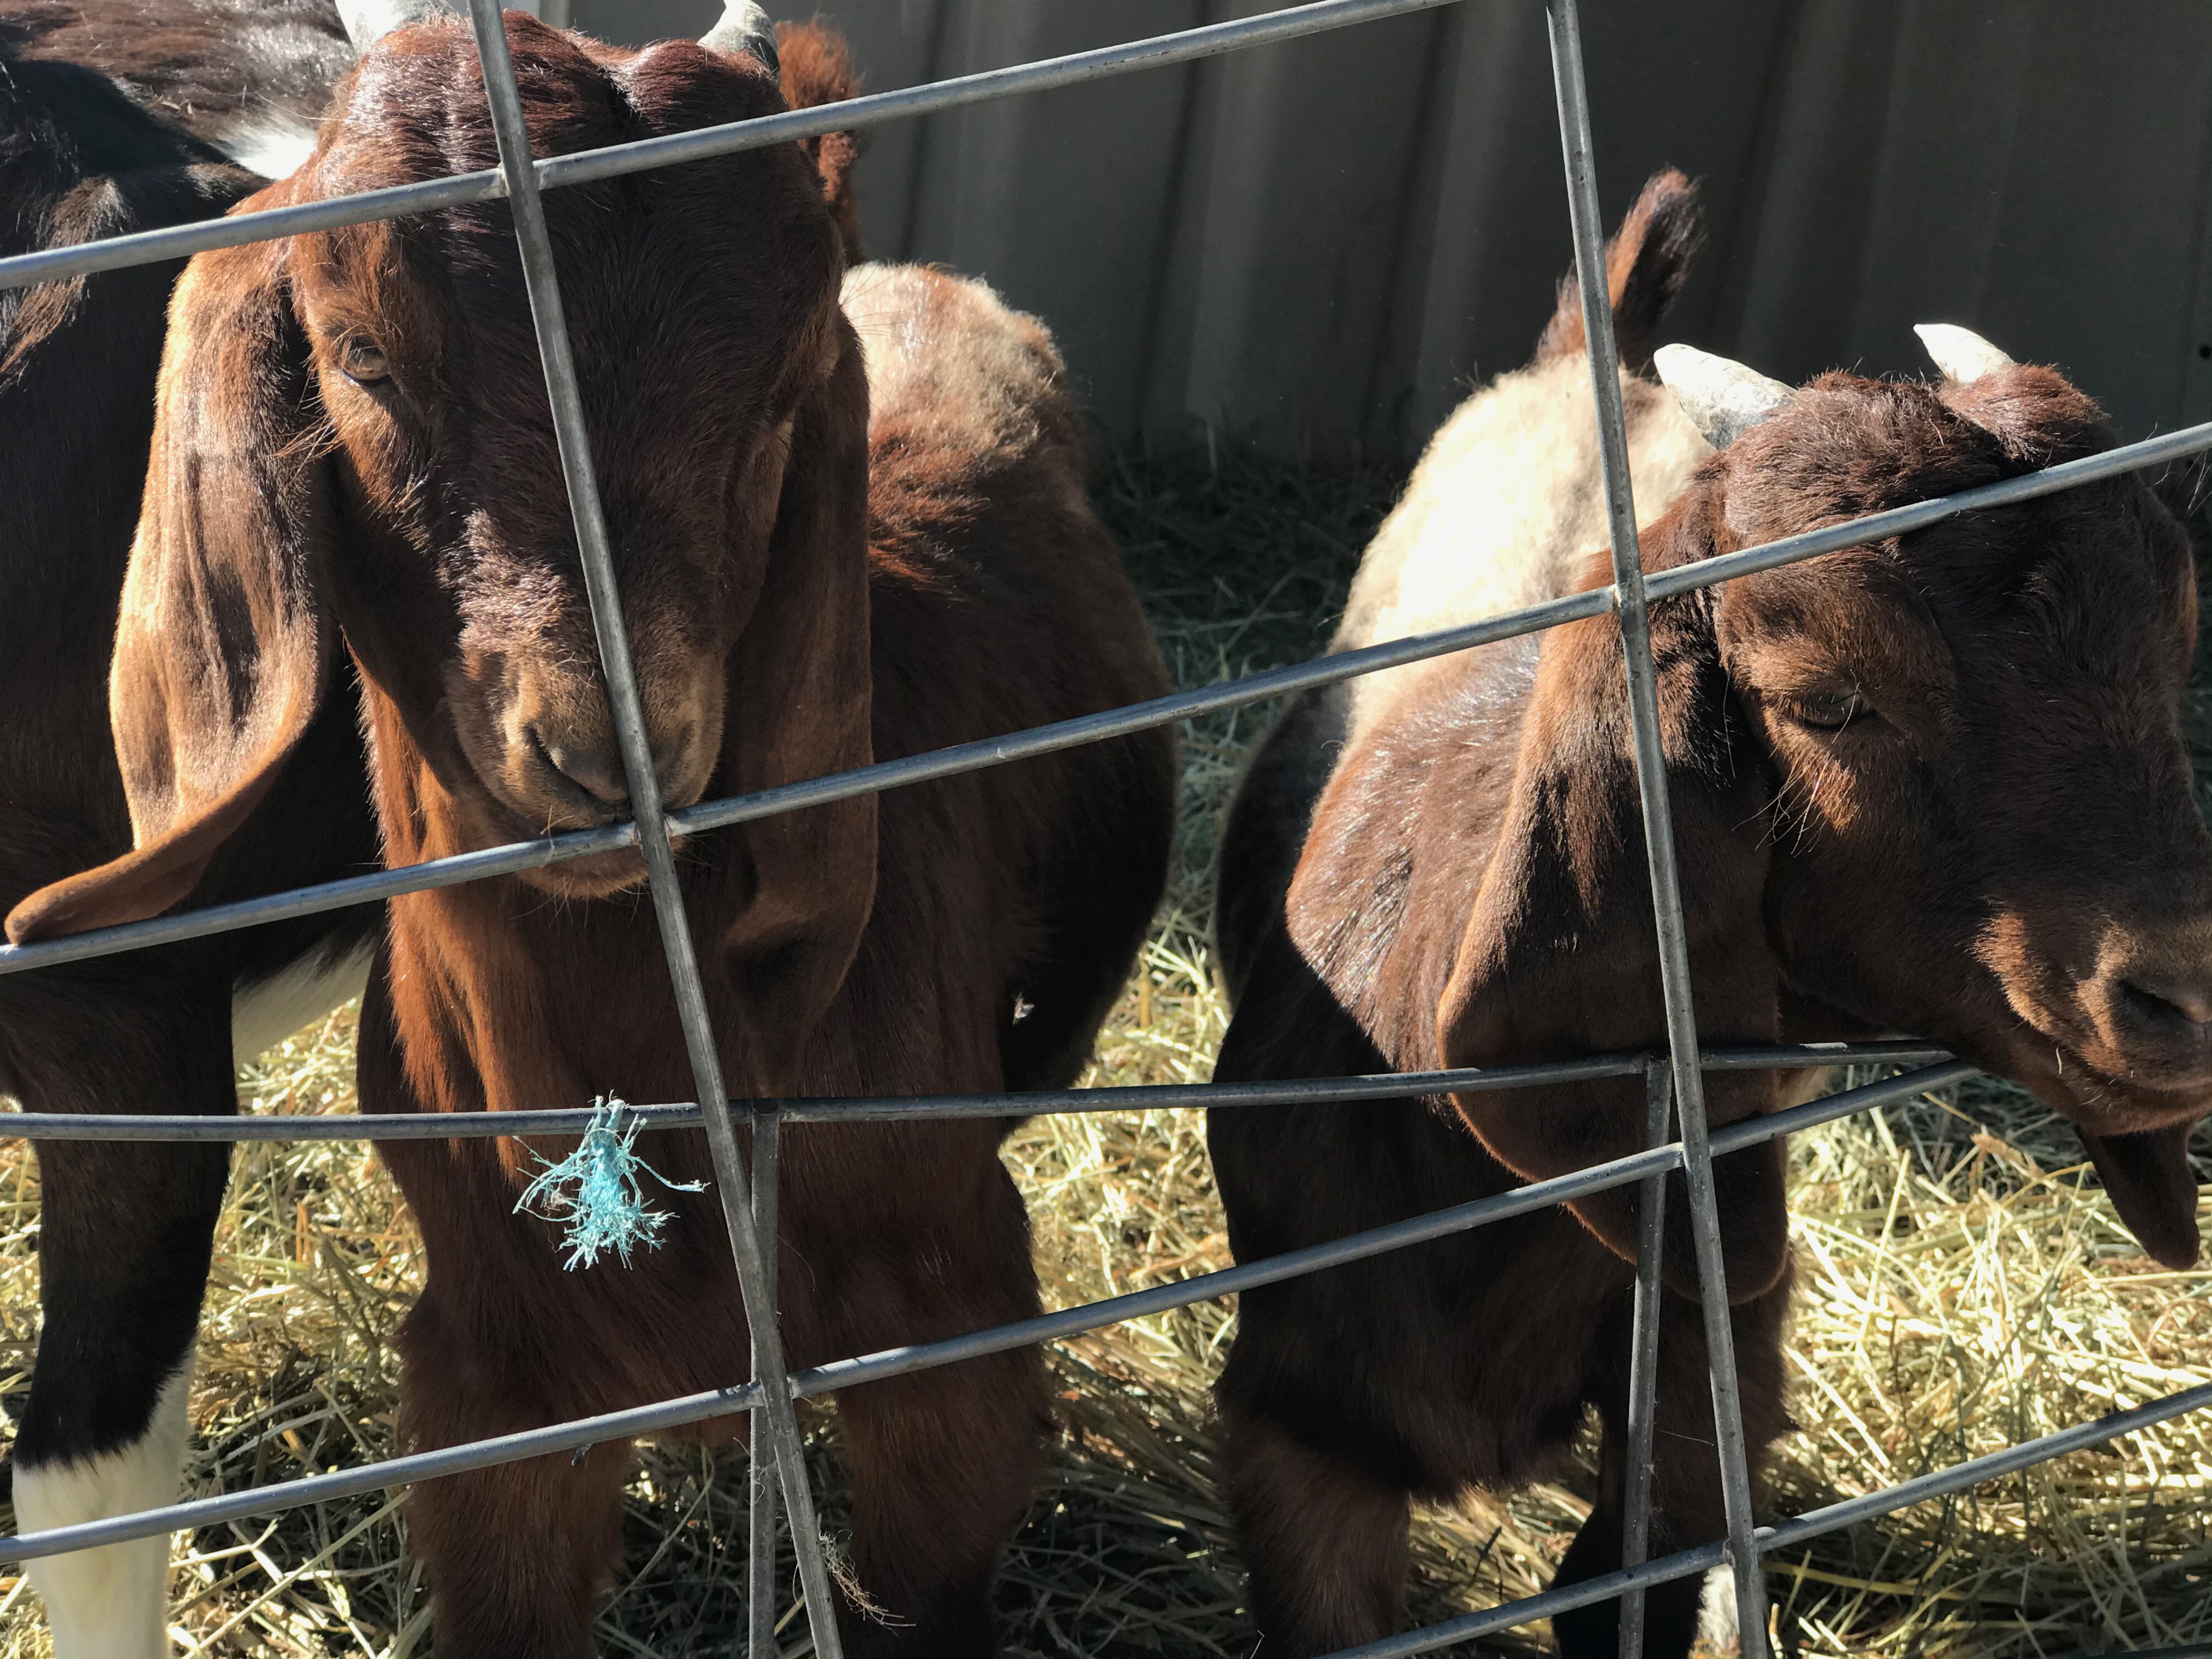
[5,225,334,946]
[1434,526,1788,1303]
[1934,358,2108,469]
[2078,1123,2202,1270]
[714,315,878,1093]
[774,21,866,264]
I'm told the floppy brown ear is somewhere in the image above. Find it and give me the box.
[4,218,335,946]
[1434,526,1788,1304]
[2078,1123,2202,1269]
[715,313,878,1094]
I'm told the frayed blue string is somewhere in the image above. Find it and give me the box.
[514,1096,706,1269]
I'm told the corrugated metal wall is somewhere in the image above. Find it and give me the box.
[579,0,2212,464]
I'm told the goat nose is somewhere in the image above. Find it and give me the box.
[2123,974,2212,1030]
[541,740,631,810]
[648,730,694,792]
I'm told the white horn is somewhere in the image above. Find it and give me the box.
[338,0,455,52]
[1652,343,1791,450]
[1915,323,2016,384]
[701,2,780,72]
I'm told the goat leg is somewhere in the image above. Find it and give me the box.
[1553,1281,1792,1659]
[1218,1406,1414,1657]
[10,988,234,1659]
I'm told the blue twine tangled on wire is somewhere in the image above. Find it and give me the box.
[513,1096,706,1269]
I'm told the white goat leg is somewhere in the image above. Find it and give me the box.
[16,1366,193,1659]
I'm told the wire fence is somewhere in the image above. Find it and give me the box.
[2,1,2210,1656]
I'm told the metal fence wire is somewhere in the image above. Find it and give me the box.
[3,2,2212,1656]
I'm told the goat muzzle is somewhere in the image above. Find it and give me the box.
[517,719,711,827]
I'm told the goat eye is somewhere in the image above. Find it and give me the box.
[1782,689,1869,731]
[341,337,390,384]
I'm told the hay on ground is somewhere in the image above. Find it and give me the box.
[3,452,2211,1656]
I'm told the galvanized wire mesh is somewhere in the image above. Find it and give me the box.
[2,2,2210,1655]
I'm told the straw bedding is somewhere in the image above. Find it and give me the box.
[3,450,2210,1657]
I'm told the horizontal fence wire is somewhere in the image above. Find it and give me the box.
[9,1047,2191,1659]
[0,1058,1973,1565]
[2,2,2207,1652]
[0,0,1464,297]
[4,418,2209,985]
[1313,1378,2212,1659]
[0,1042,1951,1139]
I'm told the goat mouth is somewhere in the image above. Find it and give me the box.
[453,781,656,898]
[518,844,654,899]
[2019,1040,2212,1136]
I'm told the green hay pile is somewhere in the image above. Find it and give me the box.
[3,452,2211,1657]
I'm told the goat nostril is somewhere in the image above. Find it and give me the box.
[649,727,698,798]
[2124,976,2212,1028]
[539,737,631,810]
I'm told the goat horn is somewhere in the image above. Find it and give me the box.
[337,0,455,52]
[701,2,780,72]
[1652,343,1791,450]
[1915,323,2016,384]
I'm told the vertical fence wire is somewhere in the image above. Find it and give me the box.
[1620,1057,1674,1659]
[751,1105,785,1655]
[1541,1,1773,1651]
[459,7,845,1655]
[0,4,2199,1652]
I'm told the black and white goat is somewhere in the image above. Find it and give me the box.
[0,13,381,1655]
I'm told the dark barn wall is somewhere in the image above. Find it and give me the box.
[578,0,2212,462]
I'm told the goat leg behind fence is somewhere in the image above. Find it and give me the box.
[7,969,234,1659]
[1551,1256,1792,1659]
[399,1427,636,1659]
[775,1089,1053,1656]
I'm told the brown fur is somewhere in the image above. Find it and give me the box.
[9,15,1174,1656]
[776,16,865,263]
[0,28,379,1655]
[1534,166,1702,372]
[3,0,353,147]
[4,6,870,255]
[1210,182,2212,1657]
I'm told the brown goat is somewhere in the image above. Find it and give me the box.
[1209,171,2212,1657]
[10,13,1175,1656]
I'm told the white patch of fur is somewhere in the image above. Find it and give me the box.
[16,1367,193,1659]
[1331,351,1712,738]
[210,114,320,182]
[231,941,374,1068]
[842,262,1068,462]
[1698,1563,1741,1649]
